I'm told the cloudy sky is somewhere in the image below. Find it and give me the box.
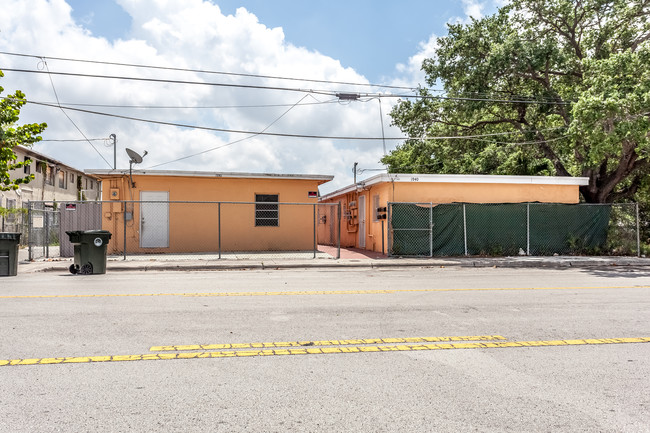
[1,0,504,194]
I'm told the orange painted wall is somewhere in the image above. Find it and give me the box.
[97,174,324,253]
[320,180,581,253]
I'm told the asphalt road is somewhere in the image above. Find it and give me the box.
[1,266,649,432]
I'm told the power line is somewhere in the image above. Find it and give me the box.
[39,138,108,142]
[1,51,574,104]
[27,99,341,110]
[40,60,112,167]
[0,50,418,92]
[1,68,339,97]
[0,68,573,105]
[22,98,403,140]
[19,97,568,143]
[147,94,315,169]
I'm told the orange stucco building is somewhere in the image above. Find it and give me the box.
[319,173,589,253]
[88,169,333,254]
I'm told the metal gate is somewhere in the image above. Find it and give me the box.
[58,201,102,257]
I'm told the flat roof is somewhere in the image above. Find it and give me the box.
[320,173,590,200]
[87,169,334,184]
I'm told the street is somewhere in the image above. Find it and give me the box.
[1,266,649,432]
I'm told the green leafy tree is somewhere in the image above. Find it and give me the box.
[383,0,650,203]
[1,70,47,191]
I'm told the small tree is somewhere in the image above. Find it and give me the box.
[1,70,47,191]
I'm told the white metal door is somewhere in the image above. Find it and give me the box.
[140,191,169,248]
[358,195,366,248]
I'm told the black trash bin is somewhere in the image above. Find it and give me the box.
[66,230,112,275]
[0,232,21,277]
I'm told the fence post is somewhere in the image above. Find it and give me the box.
[463,203,468,256]
[337,202,341,259]
[123,201,127,261]
[218,202,222,260]
[636,202,641,258]
[27,201,33,261]
[527,203,530,256]
[429,203,433,257]
[313,203,317,259]
[387,203,392,257]
[45,209,49,258]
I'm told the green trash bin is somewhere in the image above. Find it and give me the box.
[66,230,112,275]
[0,232,21,277]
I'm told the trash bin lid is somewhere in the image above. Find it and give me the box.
[84,230,112,240]
[0,232,21,241]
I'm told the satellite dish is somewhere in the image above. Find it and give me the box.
[126,148,146,164]
[125,148,148,188]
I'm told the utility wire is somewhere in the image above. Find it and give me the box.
[147,94,314,169]
[0,50,417,92]
[39,138,108,142]
[22,99,404,140]
[1,52,575,104]
[25,99,341,110]
[22,98,566,141]
[39,59,112,167]
[1,68,573,105]
[0,51,573,103]
[2,68,342,98]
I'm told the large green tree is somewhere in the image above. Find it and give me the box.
[0,70,47,191]
[383,0,650,203]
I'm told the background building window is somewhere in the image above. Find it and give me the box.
[23,157,31,175]
[45,166,55,185]
[255,194,279,227]
[58,170,66,189]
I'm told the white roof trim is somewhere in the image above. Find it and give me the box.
[86,169,334,183]
[320,173,589,200]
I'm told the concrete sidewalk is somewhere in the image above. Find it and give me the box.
[16,254,650,274]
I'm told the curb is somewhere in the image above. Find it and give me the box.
[22,257,650,273]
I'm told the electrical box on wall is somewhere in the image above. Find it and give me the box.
[110,188,120,200]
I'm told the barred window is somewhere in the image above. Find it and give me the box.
[255,194,278,227]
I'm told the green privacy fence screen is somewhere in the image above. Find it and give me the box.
[389,202,639,257]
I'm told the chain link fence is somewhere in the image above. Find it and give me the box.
[389,202,642,257]
[24,201,341,261]
[26,203,61,260]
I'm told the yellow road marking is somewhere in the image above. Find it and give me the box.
[2,338,648,367]
[0,285,648,299]
[149,335,507,351]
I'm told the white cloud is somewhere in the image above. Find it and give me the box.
[392,34,439,89]
[1,0,401,194]
[462,0,486,19]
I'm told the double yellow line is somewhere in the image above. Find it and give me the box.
[2,335,649,367]
[1,284,649,299]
